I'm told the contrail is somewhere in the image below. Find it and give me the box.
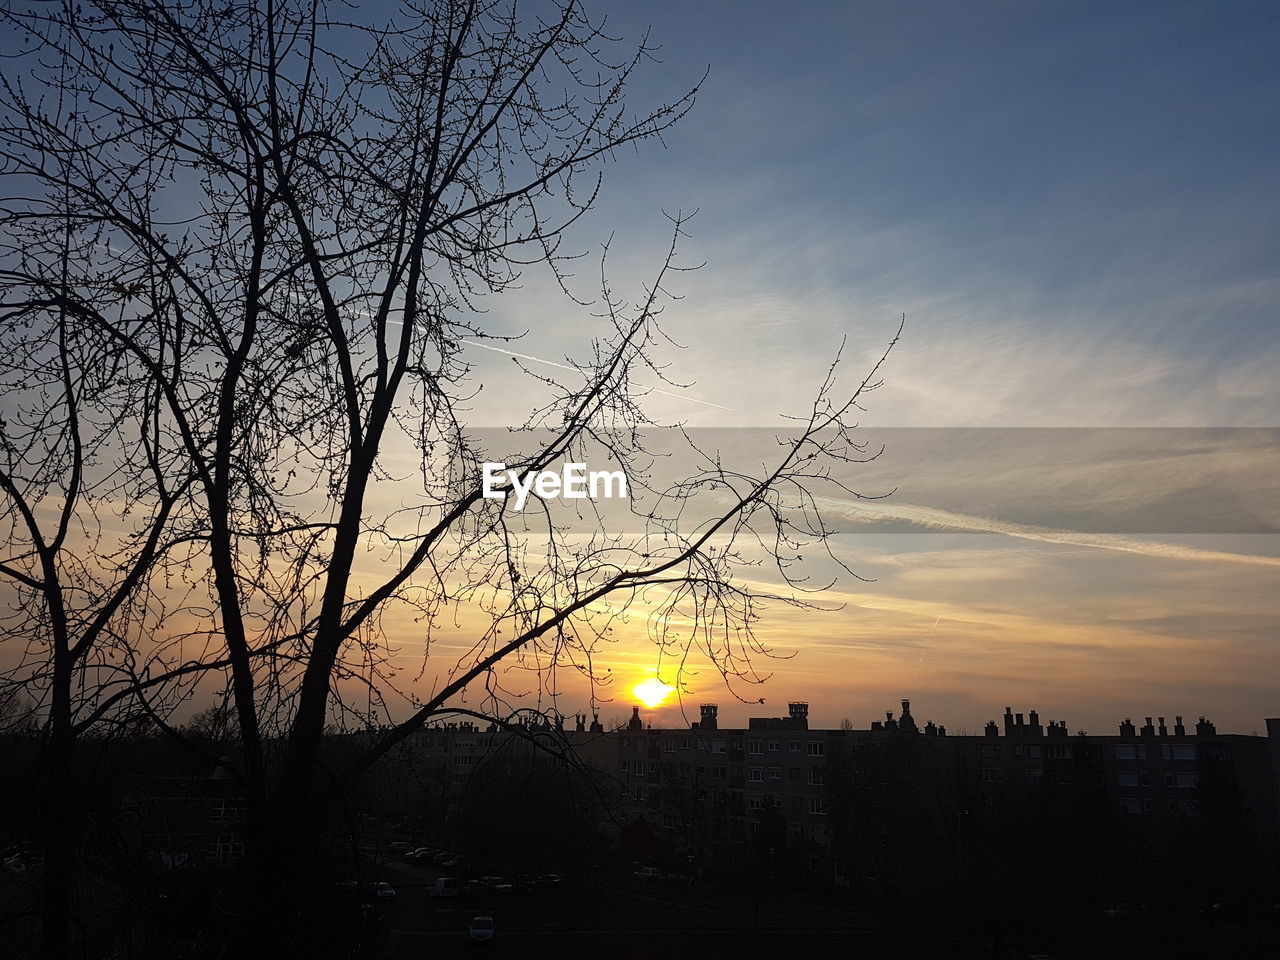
[813,497,1280,568]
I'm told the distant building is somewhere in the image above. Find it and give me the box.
[361,699,1280,889]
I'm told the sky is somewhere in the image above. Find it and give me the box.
[449,1,1280,735]
[3,1,1277,740]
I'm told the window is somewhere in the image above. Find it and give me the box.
[808,797,827,815]
[209,799,240,825]
[979,768,1004,783]
[748,796,765,811]
[748,767,764,783]
[980,744,1000,759]
[648,761,657,775]
[767,766,781,781]
[768,740,781,752]
[748,740,763,755]
[1168,772,1198,789]
[713,766,727,780]
[1161,744,1196,761]
[789,767,801,782]
[662,738,675,753]
[1020,745,1042,759]
[789,740,801,752]
[712,740,726,754]
[1114,744,1147,760]
[680,737,690,750]
[807,742,825,757]
[1119,797,1144,814]
[1117,772,1148,788]
[807,768,824,786]
[209,835,244,863]
[1045,744,1070,760]
[619,760,629,773]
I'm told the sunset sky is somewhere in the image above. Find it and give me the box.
[447,2,1280,735]
[4,2,1276,742]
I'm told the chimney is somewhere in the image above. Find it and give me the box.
[1174,715,1186,737]
[699,704,718,731]
[1003,706,1014,735]
[628,706,642,731]
[788,702,809,729]
[984,720,999,738]
[575,714,585,733]
[1141,717,1155,737]
[1195,716,1216,736]
[1157,717,1168,737]
[1028,710,1042,737]
[589,713,603,733]
[1119,717,1136,738]
[899,699,918,733]
[937,724,947,737]
[925,721,937,736]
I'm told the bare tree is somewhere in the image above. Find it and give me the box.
[1,0,895,954]
[0,165,191,955]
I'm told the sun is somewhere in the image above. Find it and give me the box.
[632,677,675,709]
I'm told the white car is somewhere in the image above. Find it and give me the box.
[469,915,496,942]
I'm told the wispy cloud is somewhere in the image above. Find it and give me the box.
[459,339,734,411]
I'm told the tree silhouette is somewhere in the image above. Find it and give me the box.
[0,1,896,954]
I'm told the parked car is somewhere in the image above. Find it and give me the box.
[481,876,514,895]
[633,866,662,881]
[386,841,413,854]
[533,873,563,891]
[427,877,460,897]
[372,881,396,901]
[469,915,496,942]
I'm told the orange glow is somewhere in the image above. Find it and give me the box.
[632,677,675,709]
